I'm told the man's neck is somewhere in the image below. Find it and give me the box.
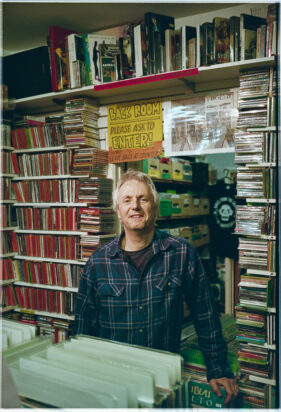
[122,228,155,251]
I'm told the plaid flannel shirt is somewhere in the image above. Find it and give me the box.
[74,229,234,381]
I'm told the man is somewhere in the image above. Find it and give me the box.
[74,169,239,405]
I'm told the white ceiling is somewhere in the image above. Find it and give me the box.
[2,2,242,53]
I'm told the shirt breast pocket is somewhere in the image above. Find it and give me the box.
[154,272,182,301]
[98,283,126,326]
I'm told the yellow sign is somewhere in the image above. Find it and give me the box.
[108,99,163,163]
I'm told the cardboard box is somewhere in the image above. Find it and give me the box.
[142,158,160,178]
[159,157,172,180]
[200,198,210,215]
[181,194,193,216]
[171,158,183,180]
[159,194,172,217]
[192,197,201,215]
[171,194,182,216]
[182,160,192,182]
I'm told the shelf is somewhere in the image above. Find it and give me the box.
[0,305,18,314]
[15,229,84,235]
[14,57,275,113]
[13,146,66,154]
[14,255,86,265]
[13,202,88,207]
[245,342,276,351]
[0,279,16,286]
[2,146,14,151]
[245,162,276,168]
[246,126,277,132]
[14,307,75,321]
[0,252,18,258]
[14,281,78,293]
[13,174,78,181]
[239,304,276,313]
[234,233,276,241]
[2,226,19,231]
[1,200,15,204]
[1,173,17,178]
[249,375,276,386]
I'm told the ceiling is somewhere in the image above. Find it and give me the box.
[2,2,242,54]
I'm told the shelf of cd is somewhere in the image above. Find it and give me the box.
[14,307,75,321]
[14,281,78,293]
[14,256,86,265]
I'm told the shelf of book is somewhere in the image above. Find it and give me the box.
[14,256,86,265]
[14,282,78,293]
[1,305,18,314]
[2,146,14,151]
[1,279,17,286]
[14,308,75,321]
[13,57,276,113]
[1,252,17,258]
[2,226,19,231]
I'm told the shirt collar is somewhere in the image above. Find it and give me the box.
[107,228,176,257]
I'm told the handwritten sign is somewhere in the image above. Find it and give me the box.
[108,99,163,163]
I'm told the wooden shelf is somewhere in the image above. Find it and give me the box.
[14,57,275,113]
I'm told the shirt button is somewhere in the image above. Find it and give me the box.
[139,305,143,310]
[167,282,171,286]
[139,328,143,333]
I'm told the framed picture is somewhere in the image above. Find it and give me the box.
[163,89,238,156]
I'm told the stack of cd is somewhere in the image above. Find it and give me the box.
[72,147,109,177]
[77,177,113,206]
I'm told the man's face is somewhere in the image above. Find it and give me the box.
[117,179,156,234]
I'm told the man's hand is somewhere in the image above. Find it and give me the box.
[209,377,239,406]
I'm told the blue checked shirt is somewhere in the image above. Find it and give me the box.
[74,229,234,381]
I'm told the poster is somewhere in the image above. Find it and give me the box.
[163,89,239,156]
[108,99,163,163]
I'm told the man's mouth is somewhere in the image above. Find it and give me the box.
[130,214,143,218]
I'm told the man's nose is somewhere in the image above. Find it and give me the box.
[131,198,140,209]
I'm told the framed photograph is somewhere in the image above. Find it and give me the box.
[163,89,239,156]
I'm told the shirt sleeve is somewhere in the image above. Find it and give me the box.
[73,257,100,337]
[184,246,234,381]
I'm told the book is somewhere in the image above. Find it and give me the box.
[48,26,77,91]
[174,30,182,70]
[164,29,176,72]
[213,17,230,64]
[82,34,116,84]
[133,22,148,77]
[200,22,214,66]
[229,16,240,62]
[144,12,175,74]
[181,26,197,68]
[188,379,228,408]
[240,14,267,60]
[65,33,87,88]
[3,46,52,99]
[99,43,121,82]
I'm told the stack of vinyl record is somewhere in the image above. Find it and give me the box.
[72,147,109,177]
[79,207,116,233]
[234,130,276,164]
[238,238,276,272]
[236,166,276,199]
[63,97,101,147]
[77,177,113,205]
[235,204,276,236]
[80,233,116,261]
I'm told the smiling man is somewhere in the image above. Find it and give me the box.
[74,169,239,405]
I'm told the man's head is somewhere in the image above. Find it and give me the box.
[113,169,159,234]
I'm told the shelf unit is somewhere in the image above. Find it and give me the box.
[2,1,279,408]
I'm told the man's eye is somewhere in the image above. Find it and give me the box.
[141,198,148,202]
[123,199,130,203]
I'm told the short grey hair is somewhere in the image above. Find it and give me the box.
[112,169,159,217]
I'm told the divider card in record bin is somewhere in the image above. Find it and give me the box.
[107,99,163,163]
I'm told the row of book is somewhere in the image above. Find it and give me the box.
[14,151,71,177]
[14,285,76,315]
[1,257,16,281]
[11,119,65,149]
[15,207,78,231]
[2,230,17,255]
[2,150,15,174]
[1,284,18,310]
[16,234,79,260]
[2,177,12,200]
[235,204,276,236]
[236,307,276,346]
[14,260,82,289]
[234,130,276,164]
[236,166,276,199]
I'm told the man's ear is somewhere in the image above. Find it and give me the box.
[116,206,121,219]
